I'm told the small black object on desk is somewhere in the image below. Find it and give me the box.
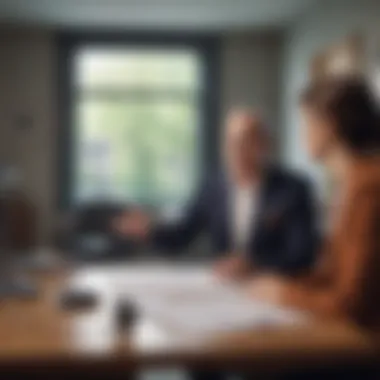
[116,299,139,331]
[59,289,98,311]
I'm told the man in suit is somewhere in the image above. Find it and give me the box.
[115,109,319,279]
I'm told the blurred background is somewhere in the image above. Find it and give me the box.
[0,0,379,260]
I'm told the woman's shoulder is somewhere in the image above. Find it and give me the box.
[350,155,380,195]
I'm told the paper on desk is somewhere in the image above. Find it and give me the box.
[69,264,308,334]
[113,265,308,334]
[148,290,304,332]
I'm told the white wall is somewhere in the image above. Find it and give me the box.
[0,27,283,244]
[282,0,380,198]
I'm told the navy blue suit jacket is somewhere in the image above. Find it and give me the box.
[153,166,319,274]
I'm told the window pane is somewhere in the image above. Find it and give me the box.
[72,47,203,209]
[74,98,199,206]
[74,48,202,90]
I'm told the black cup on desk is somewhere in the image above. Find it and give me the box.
[116,299,139,332]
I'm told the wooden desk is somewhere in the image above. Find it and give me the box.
[0,266,378,376]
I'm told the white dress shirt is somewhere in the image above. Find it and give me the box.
[230,183,259,252]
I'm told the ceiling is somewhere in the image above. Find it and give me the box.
[0,0,318,30]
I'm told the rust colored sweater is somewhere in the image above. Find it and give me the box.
[284,157,380,324]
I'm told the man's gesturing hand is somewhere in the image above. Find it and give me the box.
[113,209,152,241]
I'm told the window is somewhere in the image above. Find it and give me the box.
[59,35,220,211]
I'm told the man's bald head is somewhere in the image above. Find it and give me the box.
[223,109,270,184]
[225,109,269,140]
